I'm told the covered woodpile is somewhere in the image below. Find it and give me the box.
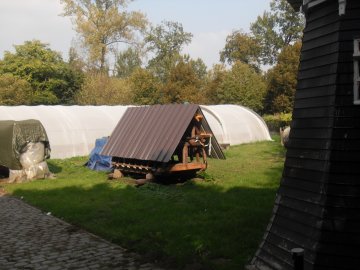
[0,119,52,183]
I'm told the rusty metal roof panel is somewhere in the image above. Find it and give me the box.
[101,104,199,163]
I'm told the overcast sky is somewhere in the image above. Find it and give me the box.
[0,0,271,68]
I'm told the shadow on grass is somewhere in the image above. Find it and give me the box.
[11,178,279,270]
[47,160,63,174]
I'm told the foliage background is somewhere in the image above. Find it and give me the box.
[0,0,304,116]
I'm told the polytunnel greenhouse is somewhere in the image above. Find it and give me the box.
[201,104,272,146]
[0,105,271,159]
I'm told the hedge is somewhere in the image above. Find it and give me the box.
[263,113,292,132]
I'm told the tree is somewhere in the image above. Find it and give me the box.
[204,64,227,104]
[145,21,193,81]
[61,0,148,71]
[0,74,32,105]
[0,40,83,105]
[212,62,266,112]
[115,47,142,78]
[264,41,301,113]
[183,54,207,80]
[250,0,304,65]
[128,68,161,105]
[75,72,133,104]
[68,46,86,72]
[161,60,207,104]
[220,30,261,71]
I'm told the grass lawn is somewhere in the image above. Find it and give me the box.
[3,136,285,270]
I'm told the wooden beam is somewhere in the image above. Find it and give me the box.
[165,163,206,173]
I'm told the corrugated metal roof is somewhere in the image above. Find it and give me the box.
[101,104,225,163]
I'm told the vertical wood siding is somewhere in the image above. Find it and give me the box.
[250,1,360,269]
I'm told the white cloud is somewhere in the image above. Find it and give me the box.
[183,30,230,68]
[0,0,74,58]
[0,1,229,66]
[0,1,264,68]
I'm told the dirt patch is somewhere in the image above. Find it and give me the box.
[0,185,7,196]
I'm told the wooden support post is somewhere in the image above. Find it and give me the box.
[182,142,189,164]
[202,148,207,163]
[291,248,304,270]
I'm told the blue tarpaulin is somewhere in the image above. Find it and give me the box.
[86,137,112,171]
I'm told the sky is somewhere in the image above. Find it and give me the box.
[0,0,271,68]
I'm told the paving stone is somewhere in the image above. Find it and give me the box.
[0,194,166,270]
[14,262,29,267]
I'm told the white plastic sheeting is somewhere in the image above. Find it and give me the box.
[201,105,272,145]
[0,106,129,158]
[9,142,51,183]
[0,105,271,159]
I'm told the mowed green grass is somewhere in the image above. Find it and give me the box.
[4,136,285,270]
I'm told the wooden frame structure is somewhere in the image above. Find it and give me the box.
[112,113,212,177]
[101,104,225,179]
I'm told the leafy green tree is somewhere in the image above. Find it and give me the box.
[264,41,301,113]
[68,46,86,72]
[250,0,304,65]
[128,68,161,105]
[0,73,32,105]
[162,60,206,104]
[220,30,261,70]
[212,62,266,112]
[145,21,192,81]
[0,40,83,104]
[183,54,207,80]
[204,64,227,104]
[61,0,148,71]
[75,72,133,104]
[115,47,142,78]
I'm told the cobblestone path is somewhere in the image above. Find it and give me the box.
[0,194,164,270]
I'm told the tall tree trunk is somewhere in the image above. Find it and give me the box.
[100,45,106,71]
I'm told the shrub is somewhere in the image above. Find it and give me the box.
[0,73,32,105]
[0,40,83,104]
[75,72,133,105]
[212,61,266,112]
[263,113,292,132]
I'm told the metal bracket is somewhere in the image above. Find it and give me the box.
[339,0,346,15]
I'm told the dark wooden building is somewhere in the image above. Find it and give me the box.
[249,1,360,269]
